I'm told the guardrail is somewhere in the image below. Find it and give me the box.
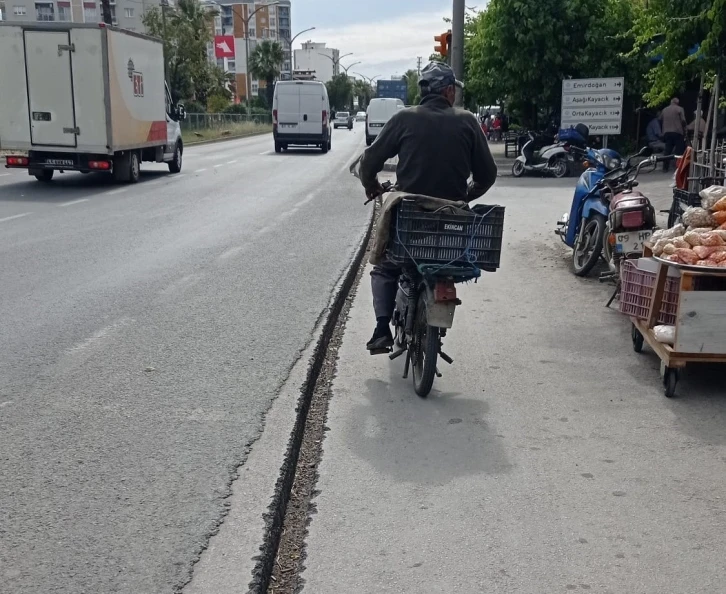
[182,112,273,131]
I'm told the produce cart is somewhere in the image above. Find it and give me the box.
[622,253,726,397]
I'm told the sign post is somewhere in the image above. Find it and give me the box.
[561,77,624,142]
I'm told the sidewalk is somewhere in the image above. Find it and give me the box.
[300,180,726,593]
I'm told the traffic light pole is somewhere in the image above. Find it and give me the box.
[451,0,465,106]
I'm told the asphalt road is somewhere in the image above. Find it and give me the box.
[0,127,369,593]
[304,176,726,593]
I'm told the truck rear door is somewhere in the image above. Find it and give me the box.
[24,29,77,147]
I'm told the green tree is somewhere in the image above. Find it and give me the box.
[466,0,645,127]
[630,0,726,106]
[326,74,353,110]
[249,40,285,108]
[142,0,217,104]
[403,69,420,105]
[352,79,372,110]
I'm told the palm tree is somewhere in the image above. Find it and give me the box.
[249,40,285,108]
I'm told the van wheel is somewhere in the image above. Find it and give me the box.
[366,136,372,147]
[168,142,183,173]
[321,139,329,154]
[275,141,282,154]
[328,137,332,150]
[34,169,54,182]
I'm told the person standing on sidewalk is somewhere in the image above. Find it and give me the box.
[660,98,687,172]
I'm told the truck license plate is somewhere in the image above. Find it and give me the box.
[45,159,74,167]
[280,123,296,128]
[616,230,652,254]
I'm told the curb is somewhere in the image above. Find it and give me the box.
[184,130,271,147]
[247,203,376,594]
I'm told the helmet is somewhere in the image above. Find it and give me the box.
[419,62,464,93]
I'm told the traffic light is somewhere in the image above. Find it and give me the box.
[434,30,452,58]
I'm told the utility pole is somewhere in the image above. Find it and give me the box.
[101,0,112,24]
[451,0,465,106]
[417,56,422,77]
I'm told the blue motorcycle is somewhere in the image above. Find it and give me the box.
[555,147,624,276]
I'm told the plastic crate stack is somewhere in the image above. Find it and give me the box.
[619,260,680,325]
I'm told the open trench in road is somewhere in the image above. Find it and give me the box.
[247,202,380,594]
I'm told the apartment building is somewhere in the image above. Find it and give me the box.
[208,0,291,101]
[293,41,339,83]
[1,0,160,31]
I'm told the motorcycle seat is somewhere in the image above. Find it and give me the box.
[611,191,648,210]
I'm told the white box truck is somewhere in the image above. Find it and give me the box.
[0,23,185,183]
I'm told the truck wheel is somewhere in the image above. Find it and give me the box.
[168,142,183,173]
[274,141,282,154]
[34,170,54,183]
[128,151,140,183]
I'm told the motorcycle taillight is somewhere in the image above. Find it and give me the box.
[621,210,644,229]
[434,281,457,303]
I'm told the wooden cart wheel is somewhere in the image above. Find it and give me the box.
[663,367,679,398]
[631,324,644,353]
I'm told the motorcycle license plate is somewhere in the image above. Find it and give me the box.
[615,230,652,254]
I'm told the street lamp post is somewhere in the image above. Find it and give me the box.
[318,51,353,78]
[340,61,361,76]
[284,27,315,79]
[244,1,279,115]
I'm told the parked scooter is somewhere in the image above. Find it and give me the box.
[512,124,589,178]
[600,155,665,286]
[555,145,625,276]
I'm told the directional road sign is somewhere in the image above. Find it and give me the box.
[561,77,624,135]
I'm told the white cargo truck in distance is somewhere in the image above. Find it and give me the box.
[0,23,186,183]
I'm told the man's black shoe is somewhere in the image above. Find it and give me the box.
[367,325,394,351]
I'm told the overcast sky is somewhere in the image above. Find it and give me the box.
[290,0,455,79]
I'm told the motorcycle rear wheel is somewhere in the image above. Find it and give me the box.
[552,158,568,178]
[412,295,438,398]
[573,214,606,277]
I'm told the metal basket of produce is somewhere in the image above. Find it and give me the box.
[619,260,680,325]
[388,199,505,270]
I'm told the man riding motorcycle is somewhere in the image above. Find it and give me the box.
[358,62,498,352]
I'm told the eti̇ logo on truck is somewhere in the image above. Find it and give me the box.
[127,59,144,97]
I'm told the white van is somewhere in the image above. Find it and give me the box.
[272,81,332,153]
[365,98,405,146]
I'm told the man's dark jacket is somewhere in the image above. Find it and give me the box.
[360,94,498,201]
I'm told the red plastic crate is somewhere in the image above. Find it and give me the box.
[619,260,680,325]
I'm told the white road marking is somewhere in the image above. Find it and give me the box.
[226,159,238,165]
[105,188,127,196]
[294,193,316,208]
[213,163,224,168]
[194,168,208,173]
[0,173,11,178]
[279,207,299,219]
[0,212,32,223]
[259,151,271,155]
[0,401,13,408]
[218,246,244,260]
[58,198,89,207]
[69,318,133,355]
